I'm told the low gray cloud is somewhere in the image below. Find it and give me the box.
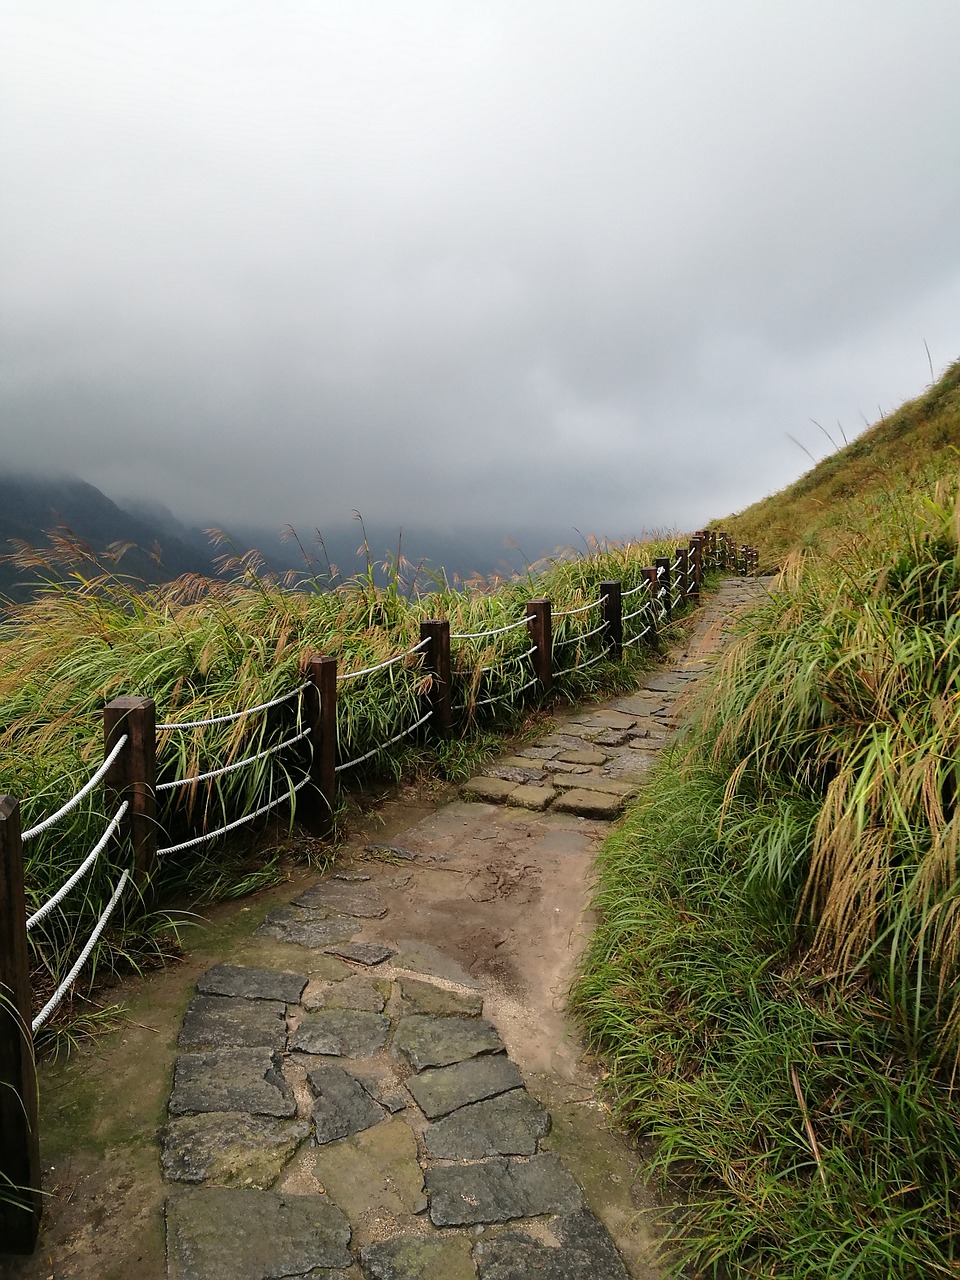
[3,1,959,548]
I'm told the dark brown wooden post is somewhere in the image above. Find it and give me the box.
[526,599,553,696]
[303,656,337,838]
[0,796,41,1254]
[688,537,703,599]
[641,567,661,652]
[420,620,452,740]
[600,581,622,661]
[675,548,689,605]
[103,697,156,888]
[654,556,671,622]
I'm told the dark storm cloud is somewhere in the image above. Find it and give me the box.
[2,1,959,542]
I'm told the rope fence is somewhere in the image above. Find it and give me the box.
[0,526,756,1253]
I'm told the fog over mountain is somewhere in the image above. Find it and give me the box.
[3,3,959,543]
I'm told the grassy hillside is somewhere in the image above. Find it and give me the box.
[718,358,960,563]
[574,362,960,1276]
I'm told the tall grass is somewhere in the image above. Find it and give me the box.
[0,526,692,1037]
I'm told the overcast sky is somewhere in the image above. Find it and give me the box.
[3,1,960,549]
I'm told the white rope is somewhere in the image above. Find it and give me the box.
[553,650,609,678]
[22,735,129,842]
[621,582,647,598]
[335,709,433,773]
[32,870,131,1033]
[553,620,608,646]
[468,676,541,711]
[553,600,599,618]
[156,727,312,792]
[157,684,308,731]
[337,639,429,681]
[157,774,312,857]
[451,616,531,640]
[622,604,650,622]
[26,803,129,933]
[465,645,538,677]
[623,626,652,647]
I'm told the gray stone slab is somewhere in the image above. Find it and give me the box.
[394,1015,503,1071]
[392,940,481,989]
[161,1112,310,1188]
[591,730,631,747]
[361,1234,477,1280]
[363,842,419,861]
[293,880,389,918]
[308,1064,386,1144]
[461,777,518,804]
[555,748,608,766]
[424,1088,550,1158]
[326,941,396,966]
[487,764,548,785]
[407,1054,523,1119]
[552,774,633,797]
[517,746,559,760]
[178,996,288,1051]
[399,976,483,1018]
[169,1048,296,1118]
[552,789,625,819]
[165,1188,352,1279]
[304,974,388,1014]
[258,905,360,948]
[472,1210,629,1280]
[425,1153,583,1226]
[291,1008,391,1057]
[196,964,308,1004]
[506,784,557,811]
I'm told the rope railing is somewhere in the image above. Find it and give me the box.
[553,620,607,646]
[623,626,652,648]
[450,616,531,641]
[21,734,129,842]
[467,644,538,678]
[337,639,429,681]
[157,773,313,857]
[622,603,651,623]
[155,726,312,793]
[554,650,609,679]
[26,803,129,933]
[334,709,433,774]
[553,599,600,618]
[156,686,307,731]
[621,582,648,598]
[31,869,132,1034]
[466,677,540,711]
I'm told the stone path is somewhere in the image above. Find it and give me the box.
[162,578,767,1280]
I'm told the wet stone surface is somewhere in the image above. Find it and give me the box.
[258,904,361,948]
[196,963,308,1003]
[425,1154,584,1227]
[424,1088,551,1159]
[393,1014,503,1071]
[291,1008,392,1057]
[309,1064,387,1144]
[168,1048,296,1118]
[177,995,288,1051]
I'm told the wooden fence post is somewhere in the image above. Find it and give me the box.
[0,796,41,1254]
[688,536,703,600]
[103,697,156,889]
[600,581,622,661]
[303,656,337,838]
[641,567,661,652]
[675,548,689,605]
[654,557,671,623]
[526,599,553,696]
[420,620,451,740]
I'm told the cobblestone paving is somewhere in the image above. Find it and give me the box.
[162,578,768,1279]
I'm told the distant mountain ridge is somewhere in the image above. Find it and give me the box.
[0,474,218,602]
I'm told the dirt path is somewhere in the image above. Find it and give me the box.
[1,577,765,1280]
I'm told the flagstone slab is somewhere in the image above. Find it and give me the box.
[360,1235,477,1280]
[161,1112,310,1188]
[303,975,389,1014]
[552,790,625,819]
[391,940,481,989]
[552,774,634,797]
[258,905,360,948]
[506,784,557,811]
[424,1088,550,1159]
[461,777,519,804]
[165,1188,352,1280]
[487,764,548,785]
[196,964,308,1004]
[394,1015,503,1071]
[178,996,288,1051]
[556,748,608,766]
[293,881,389,919]
[407,1054,523,1119]
[472,1210,630,1280]
[309,1064,386,1144]
[399,976,483,1018]
[425,1153,583,1226]
[169,1048,296,1118]
[327,941,396,967]
[290,1008,391,1057]
[591,730,631,747]
[313,1116,427,1219]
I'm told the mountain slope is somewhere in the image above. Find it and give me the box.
[718,358,960,562]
